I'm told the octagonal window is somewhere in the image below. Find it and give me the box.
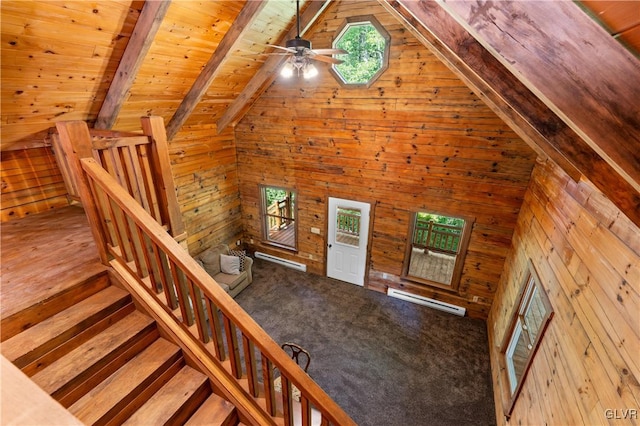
[331,15,390,87]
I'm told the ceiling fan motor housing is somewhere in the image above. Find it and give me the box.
[286,37,312,52]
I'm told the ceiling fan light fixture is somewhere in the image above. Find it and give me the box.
[280,60,295,78]
[303,62,318,79]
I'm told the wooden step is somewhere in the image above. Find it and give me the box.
[185,393,238,426]
[30,310,157,406]
[123,366,211,426]
[2,285,132,370]
[68,338,183,426]
[0,266,110,342]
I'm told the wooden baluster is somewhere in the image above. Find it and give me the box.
[205,297,225,359]
[190,282,209,342]
[125,215,148,278]
[150,247,178,309]
[134,226,157,291]
[242,335,259,397]
[223,315,242,379]
[137,143,162,222]
[262,356,276,416]
[120,144,145,208]
[301,396,311,426]
[281,375,293,426]
[170,261,193,326]
[106,200,130,262]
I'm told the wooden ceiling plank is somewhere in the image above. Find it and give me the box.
[94,0,171,130]
[216,0,333,134]
[165,0,269,141]
[387,0,640,227]
[436,0,640,194]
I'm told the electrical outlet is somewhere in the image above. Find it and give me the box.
[236,240,241,246]
[472,296,479,302]
[250,238,254,244]
[382,272,388,279]
[310,227,320,234]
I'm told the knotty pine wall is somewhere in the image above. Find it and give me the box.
[235,0,537,319]
[488,158,640,424]
[169,124,243,255]
[1,147,69,222]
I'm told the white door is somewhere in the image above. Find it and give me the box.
[326,197,370,286]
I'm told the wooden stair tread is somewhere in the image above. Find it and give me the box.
[30,311,155,397]
[185,393,237,426]
[1,270,111,342]
[69,338,181,425]
[2,286,131,366]
[123,366,209,426]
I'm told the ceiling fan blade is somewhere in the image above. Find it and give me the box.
[266,44,297,54]
[310,55,344,65]
[310,48,348,55]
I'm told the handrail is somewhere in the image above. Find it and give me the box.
[80,158,355,426]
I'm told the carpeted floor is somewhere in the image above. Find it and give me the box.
[235,259,497,426]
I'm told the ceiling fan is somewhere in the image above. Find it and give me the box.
[269,0,348,78]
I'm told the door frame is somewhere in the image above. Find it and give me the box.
[325,196,375,287]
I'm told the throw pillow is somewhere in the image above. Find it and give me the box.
[220,254,240,275]
[229,249,247,272]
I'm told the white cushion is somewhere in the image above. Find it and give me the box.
[220,254,240,275]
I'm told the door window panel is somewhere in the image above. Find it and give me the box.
[335,207,361,247]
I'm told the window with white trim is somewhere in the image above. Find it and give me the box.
[500,261,553,417]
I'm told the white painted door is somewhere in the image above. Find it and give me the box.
[326,197,370,286]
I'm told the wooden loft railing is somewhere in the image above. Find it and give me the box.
[53,118,186,260]
[53,118,355,425]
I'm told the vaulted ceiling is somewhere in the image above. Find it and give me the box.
[1,0,638,225]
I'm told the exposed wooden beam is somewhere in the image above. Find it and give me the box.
[437,0,640,193]
[165,0,268,141]
[380,0,582,181]
[217,0,333,134]
[94,0,171,130]
[390,0,640,230]
[385,0,640,227]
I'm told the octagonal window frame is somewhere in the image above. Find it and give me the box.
[330,15,391,88]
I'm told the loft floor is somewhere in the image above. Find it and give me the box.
[0,205,107,323]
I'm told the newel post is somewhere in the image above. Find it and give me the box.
[139,116,187,247]
[55,121,110,265]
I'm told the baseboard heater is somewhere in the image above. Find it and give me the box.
[254,251,307,272]
[387,288,466,317]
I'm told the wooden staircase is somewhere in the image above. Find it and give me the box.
[1,271,240,425]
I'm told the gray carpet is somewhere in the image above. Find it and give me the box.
[235,259,496,426]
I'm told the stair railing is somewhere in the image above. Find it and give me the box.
[79,157,355,426]
[54,118,187,263]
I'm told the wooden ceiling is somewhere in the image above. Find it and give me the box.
[580,0,640,55]
[1,0,639,225]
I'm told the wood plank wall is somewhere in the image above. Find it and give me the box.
[234,0,537,319]
[0,147,69,221]
[488,158,640,424]
[169,124,243,255]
